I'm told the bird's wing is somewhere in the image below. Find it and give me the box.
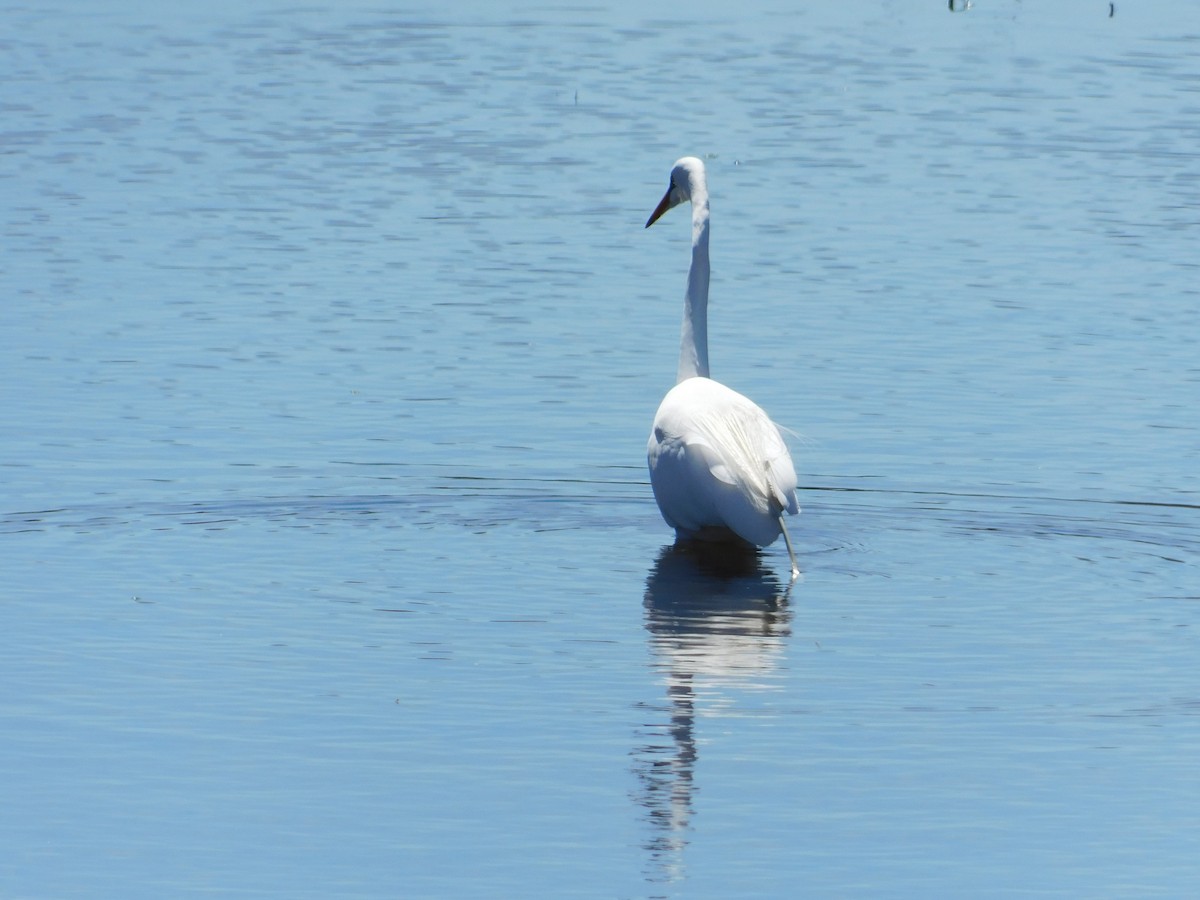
[689,387,798,513]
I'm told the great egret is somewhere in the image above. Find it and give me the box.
[644,157,800,578]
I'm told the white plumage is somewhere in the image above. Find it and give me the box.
[644,157,800,577]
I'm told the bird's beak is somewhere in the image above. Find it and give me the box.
[645,188,673,228]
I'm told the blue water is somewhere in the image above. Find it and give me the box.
[3,1,1199,896]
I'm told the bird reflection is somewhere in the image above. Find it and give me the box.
[633,541,795,885]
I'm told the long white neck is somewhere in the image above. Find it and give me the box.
[677,186,711,382]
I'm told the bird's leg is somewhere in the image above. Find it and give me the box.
[778,516,799,581]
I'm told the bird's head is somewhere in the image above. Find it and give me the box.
[645,156,707,228]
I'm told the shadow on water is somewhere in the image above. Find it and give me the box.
[633,541,794,886]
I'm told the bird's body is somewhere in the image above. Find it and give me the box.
[648,375,798,546]
[644,157,800,576]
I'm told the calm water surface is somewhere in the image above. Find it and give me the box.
[3,1,1199,896]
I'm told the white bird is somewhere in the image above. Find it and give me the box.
[644,157,800,578]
